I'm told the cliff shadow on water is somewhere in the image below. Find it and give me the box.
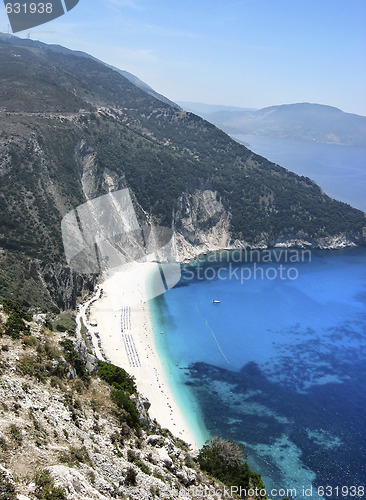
[185,356,366,497]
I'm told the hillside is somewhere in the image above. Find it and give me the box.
[0,35,365,310]
[180,102,366,146]
[0,300,269,499]
[0,33,180,108]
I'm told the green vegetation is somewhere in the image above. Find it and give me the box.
[150,485,160,497]
[127,449,151,475]
[0,471,16,500]
[124,467,137,486]
[153,470,165,482]
[9,424,22,445]
[0,304,88,387]
[16,333,68,385]
[19,354,47,383]
[97,360,140,429]
[4,310,29,339]
[1,299,30,339]
[111,388,140,430]
[97,360,137,394]
[0,37,364,309]
[52,312,76,333]
[174,437,190,451]
[35,471,66,500]
[59,446,91,467]
[0,253,55,310]
[198,438,267,499]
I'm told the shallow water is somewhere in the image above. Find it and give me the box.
[149,248,366,499]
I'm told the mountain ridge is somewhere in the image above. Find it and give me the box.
[0,32,180,109]
[0,36,365,310]
[179,102,366,146]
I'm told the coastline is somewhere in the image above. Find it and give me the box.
[89,261,203,450]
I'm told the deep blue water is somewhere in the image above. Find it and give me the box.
[149,249,366,499]
[232,135,366,213]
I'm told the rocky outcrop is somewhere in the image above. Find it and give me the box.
[131,394,152,427]
[77,140,123,199]
[173,189,235,261]
[0,312,235,499]
[49,466,110,500]
[74,337,98,376]
[77,140,99,200]
[172,189,361,263]
[40,262,96,311]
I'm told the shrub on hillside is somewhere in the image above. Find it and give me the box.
[97,361,137,394]
[0,471,17,499]
[2,300,30,339]
[97,361,140,429]
[111,389,140,430]
[198,437,267,499]
[35,471,66,500]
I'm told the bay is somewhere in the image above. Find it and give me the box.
[149,248,366,499]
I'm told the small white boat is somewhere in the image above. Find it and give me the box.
[212,300,221,304]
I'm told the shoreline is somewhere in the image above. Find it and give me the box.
[88,261,202,450]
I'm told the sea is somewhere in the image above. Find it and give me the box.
[148,137,366,500]
[232,135,366,213]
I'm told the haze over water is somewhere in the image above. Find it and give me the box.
[233,135,366,212]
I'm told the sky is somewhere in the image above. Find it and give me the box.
[1,0,365,115]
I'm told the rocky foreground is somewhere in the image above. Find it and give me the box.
[0,303,240,499]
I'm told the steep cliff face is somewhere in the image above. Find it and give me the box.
[171,189,364,262]
[77,140,99,200]
[173,189,233,261]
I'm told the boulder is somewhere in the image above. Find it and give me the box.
[67,366,77,380]
[85,353,98,375]
[48,465,110,499]
[146,434,164,446]
[158,447,173,469]
[46,360,60,376]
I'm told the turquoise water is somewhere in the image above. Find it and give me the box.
[232,135,366,212]
[149,249,366,499]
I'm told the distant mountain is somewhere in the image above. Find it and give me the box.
[178,102,256,114]
[180,102,366,146]
[0,36,365,310]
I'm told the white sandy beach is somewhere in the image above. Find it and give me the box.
[88,262,200,449]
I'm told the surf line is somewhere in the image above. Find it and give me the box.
[195,306,231,364]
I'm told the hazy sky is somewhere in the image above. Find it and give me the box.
[1,0,365,115]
